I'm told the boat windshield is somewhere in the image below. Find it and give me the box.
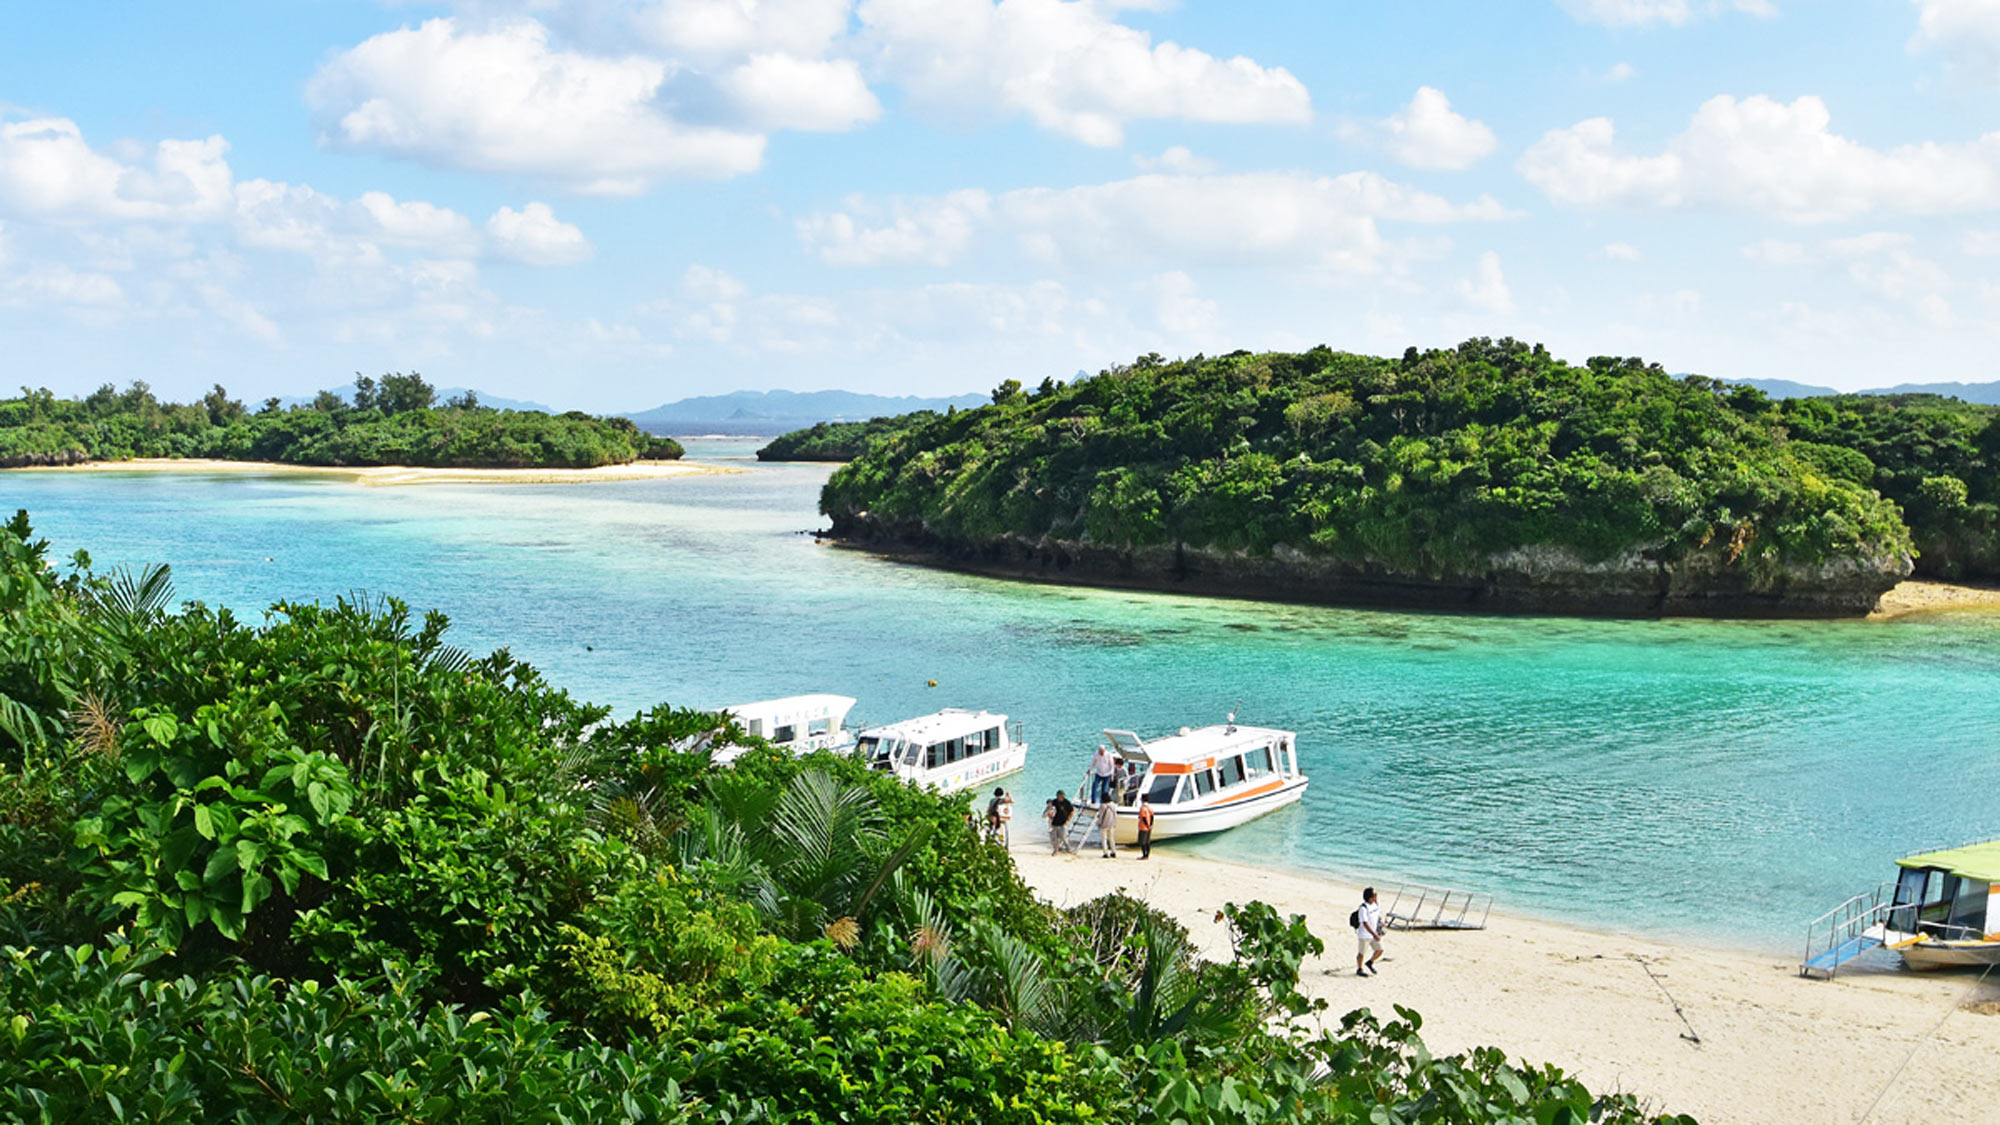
[901,740,923,768]
[1144,774,1181,805]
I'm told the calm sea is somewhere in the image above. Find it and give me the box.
[9,438,1998,950]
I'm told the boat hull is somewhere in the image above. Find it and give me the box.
[1097,777,1308,844]
[1899,939,2000,971]
[899,744,1029,796]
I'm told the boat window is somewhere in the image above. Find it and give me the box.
[774,724,796,744]
[857,736,881,761]
[925,742,942,769]
[1245,745,1273,777]
[1947,880,1987,939]
[746,719,764,738]
[1192,770,1215,797]
[1220,756,1245,787]
[902,740,922,767]
[985,726,1001,750]
[1145,774,1181,805]
[808,717,832,735]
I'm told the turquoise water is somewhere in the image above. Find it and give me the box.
[8,438,1999,950]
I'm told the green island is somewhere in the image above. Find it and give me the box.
[813,339,2000,617]
[756,414,945,462]
[0,374,683,470]
[0,513,1689,1123]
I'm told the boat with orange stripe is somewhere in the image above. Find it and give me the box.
[1076,717,1308,844]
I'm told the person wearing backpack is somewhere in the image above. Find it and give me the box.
[1352,887,1384,976]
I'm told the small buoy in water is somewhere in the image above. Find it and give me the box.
[264,557,273,562]
[927,679,937,687]
[585,645,594,651]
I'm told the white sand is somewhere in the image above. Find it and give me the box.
[11,457,740,486]
[1011,844,2000,1125]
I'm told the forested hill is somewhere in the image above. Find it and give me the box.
[0,374,682,469]
[819,339,1996,617]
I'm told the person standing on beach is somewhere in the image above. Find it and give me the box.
[1044,790,1074,855]
[1354,887,1384,976]
[1136,798,1155,860]
[1090,744,1116,804]
[1097,798,1118,858]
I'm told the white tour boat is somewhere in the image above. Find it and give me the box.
[716,694,857,763]
[1802,836,2000,977]
[857,709,1027,795]
[1079,721,1308,844]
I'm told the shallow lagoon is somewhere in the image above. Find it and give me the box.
[10,437,1999,949]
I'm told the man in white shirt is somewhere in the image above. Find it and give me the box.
[1355,887,1384,976]
[1089,745,1116,804]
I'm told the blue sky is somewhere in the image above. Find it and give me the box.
[6,0,2000,411]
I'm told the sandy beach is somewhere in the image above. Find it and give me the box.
[9,457,741,486]
[1011,845,2000,1125]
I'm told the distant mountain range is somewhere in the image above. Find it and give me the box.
[624,389,989,431]
[1734,377,2000,404]
[275,381,554,413]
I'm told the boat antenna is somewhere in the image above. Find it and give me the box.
[1226,701,1240,734]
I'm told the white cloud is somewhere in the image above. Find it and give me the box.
[307,18,768,192]
[796,189,991,266]
[1134,145,1216,173]
[1457,251,1514,314]
[486,201,593,264]
[800,171,1514,273]
[1962,229,2000,256]
[1740,231,1953,324]
[1519,95,2000,222]
[1602,240,1642,261]
[358,192,479,252]
[1555,0,1775,27]
[1365,87,1498,171]
[0,117,232,223]
[1140,270,1221,339]
[0,262,124,308]
[634,0,854,61]
[855,0,1311,146]
[1604,61,1637,82]
[720,53,882,131]
[1910,0,2000,83]
[1742,237,1812,265]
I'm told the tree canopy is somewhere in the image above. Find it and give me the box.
[815,340,1973,614]
[0,375,682,470]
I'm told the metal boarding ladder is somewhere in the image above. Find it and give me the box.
[1800,884,1893,979]
[1379,882,1492,931]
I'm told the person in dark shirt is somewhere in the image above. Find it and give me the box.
[1043,790,1075,855]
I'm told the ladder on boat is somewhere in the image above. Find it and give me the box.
[1379,882,1492,931]
[1061,808,1103,852]
[1800,884,1894,979]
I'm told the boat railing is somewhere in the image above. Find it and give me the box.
[1379,882,1491,931]
[1799,882,1893,979]
[1007,719,1024,747]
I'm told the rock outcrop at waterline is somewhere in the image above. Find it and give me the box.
[0,449,93,469]
[822,517,1911,617]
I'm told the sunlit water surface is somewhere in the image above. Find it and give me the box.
[10,438,1998,950]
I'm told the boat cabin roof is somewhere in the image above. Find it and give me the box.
[724,694,857,724]
[1104,724,1293,768]
[860,708,1007,744]
[1898,839,2000,884]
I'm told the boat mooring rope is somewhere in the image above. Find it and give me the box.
[1856,960,1996,1125]
[1626,954,1701,1046]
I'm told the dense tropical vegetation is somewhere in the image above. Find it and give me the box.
[0,375,682,470]
[817,340,2000,614]
[0,512,1689,1122]
[1775,393,2000,580]
[756,413,944,462]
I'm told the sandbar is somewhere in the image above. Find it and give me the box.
[1010,844,2000,1125]
[8,457,742,486]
